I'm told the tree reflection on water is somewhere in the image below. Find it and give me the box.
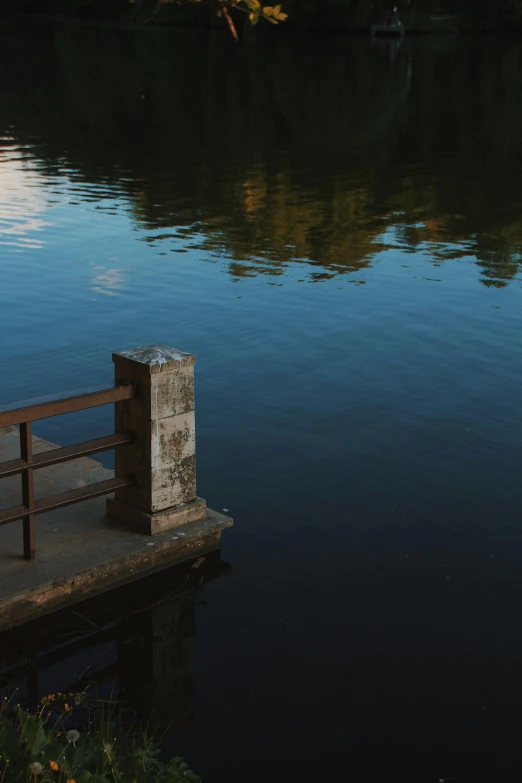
[0,23,521,289]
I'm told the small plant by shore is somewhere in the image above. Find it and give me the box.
[0,692,200,783]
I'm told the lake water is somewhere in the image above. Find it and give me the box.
[1,19,522,782]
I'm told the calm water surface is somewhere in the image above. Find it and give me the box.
[1,20,522,782]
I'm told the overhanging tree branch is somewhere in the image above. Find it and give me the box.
[138,0,288,37]
[218,0,239,40]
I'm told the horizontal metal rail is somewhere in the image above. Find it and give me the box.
[0,431,135,480]
[0,383,136,427]
[0,381,138,560]
[0,475,135,526]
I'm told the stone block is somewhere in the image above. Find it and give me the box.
[114,455,197,513]
[106,496,207,535]
[113,345,196,375]
[115,411,195,470]
[115,366,195,421]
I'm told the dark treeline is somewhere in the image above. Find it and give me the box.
[4,0,522,32]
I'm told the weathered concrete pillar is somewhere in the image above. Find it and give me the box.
[106,345,207,534]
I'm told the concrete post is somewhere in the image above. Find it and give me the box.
[106,345,207,534]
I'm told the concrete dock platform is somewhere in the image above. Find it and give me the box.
[0,426,232,633]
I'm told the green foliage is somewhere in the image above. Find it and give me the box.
[241,1,288,25]
[0,695,200,783]
[133,0,288,34]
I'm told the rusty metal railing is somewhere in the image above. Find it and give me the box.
[0,383,137,560]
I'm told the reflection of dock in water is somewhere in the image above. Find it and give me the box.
[371,6,405,38]
[371,23,405,37]
[0,552,230,733]
[370,34,404,66]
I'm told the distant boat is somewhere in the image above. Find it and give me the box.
[371,6,405,37]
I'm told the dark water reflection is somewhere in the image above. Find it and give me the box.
[1,19,522,783]
[0,554,229,734]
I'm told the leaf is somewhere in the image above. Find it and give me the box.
[264,15,278,23]
[276,12,288,20]
[103,741,114,760]
[0,718,18,758]
[41,741,64,763]
[273,4,281,13]
[263,6,274,15]
[74,746,101,773]
[30,727,47,757]
[18,711,42,749]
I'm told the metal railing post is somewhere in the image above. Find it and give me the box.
[20,422,35,560]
